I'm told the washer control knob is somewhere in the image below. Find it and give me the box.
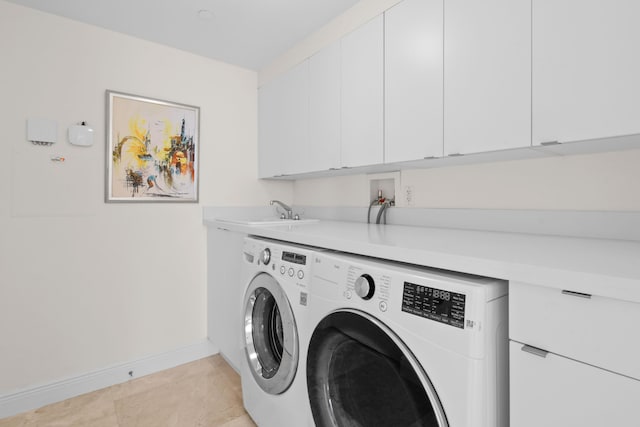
[355,274,375,300]
[260,248,271,265]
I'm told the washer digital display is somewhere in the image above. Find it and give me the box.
[282,251,307,265]
[401,282,466,329]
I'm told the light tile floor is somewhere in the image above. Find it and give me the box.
[0,355,256,427]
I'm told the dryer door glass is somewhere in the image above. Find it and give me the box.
[251,287,283,378]
[307,310,448,427]
[244,273,299,395]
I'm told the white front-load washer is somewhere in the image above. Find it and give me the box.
[306,251,509,427]
[239,237,316,427]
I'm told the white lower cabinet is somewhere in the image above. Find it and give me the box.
[509,281,640,426]
[510,340,640,427]
[207,227,246,370]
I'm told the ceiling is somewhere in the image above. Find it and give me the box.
[5,0,360,70]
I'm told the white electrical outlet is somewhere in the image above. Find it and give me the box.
[404,185,414,207]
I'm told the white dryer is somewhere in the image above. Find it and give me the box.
[306,251,509,427]
[240,237,316,427]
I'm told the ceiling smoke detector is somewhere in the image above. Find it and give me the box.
[197,9,214,20]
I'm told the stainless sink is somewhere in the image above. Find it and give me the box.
[216,217,319,226]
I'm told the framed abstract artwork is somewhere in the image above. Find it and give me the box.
[106,91,200,202]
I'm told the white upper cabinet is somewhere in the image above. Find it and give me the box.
[309,40,341,172]
[340,15,384,168]
[444,0,531,155]
[258,75,285,178]
[385,0,444,163]
[258,60,309,177]
[532,0,640,145]
[279,60,310,176]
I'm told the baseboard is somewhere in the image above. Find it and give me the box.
[0,339,218,419]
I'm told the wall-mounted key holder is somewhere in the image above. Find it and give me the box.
[27,118,57,146]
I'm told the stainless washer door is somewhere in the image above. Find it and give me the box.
[243,272,299,395]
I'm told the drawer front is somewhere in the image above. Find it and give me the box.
[510,340,640,427]
[509,281,640,379]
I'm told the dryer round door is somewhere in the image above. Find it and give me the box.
[307,309,448,427]
[243,272,298,395]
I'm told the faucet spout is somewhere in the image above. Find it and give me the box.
[270,200,293,219]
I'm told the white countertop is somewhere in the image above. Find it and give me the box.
[205,217,640,304]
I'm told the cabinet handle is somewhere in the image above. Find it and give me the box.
[448,153,464,157]
[521,344,549,358]
[561,290,592,299]
[540,140,560,146]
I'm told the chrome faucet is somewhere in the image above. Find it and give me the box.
[270,200,293,219]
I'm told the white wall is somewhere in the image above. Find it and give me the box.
[294,150,640,210]
[0,0,292,396]
[259,0,402,86]
[262,0,640,212]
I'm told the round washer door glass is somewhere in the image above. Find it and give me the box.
[307,310,448,427]
[244,272,298,395]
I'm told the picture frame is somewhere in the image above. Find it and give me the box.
[106,90,200,202]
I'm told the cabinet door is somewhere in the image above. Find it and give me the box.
[258,77,284,178]
[341,15,384,168]
[207,227,246,370]
[283,60,310,175]
[444,0,531,155]
[257,60,309,177]
[510,340,640,427]
[385,0,443,163]
[510,281,640,380]
[309,40,341,172]
[533,0,640,145]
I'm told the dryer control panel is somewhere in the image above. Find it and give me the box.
[402,282,466,329]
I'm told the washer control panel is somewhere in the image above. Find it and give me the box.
[277,250,307,281]
[246,238,312,284]
[401,282,466,329]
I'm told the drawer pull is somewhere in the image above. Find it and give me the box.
[561,290,592,299]
[521,344,549,358]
